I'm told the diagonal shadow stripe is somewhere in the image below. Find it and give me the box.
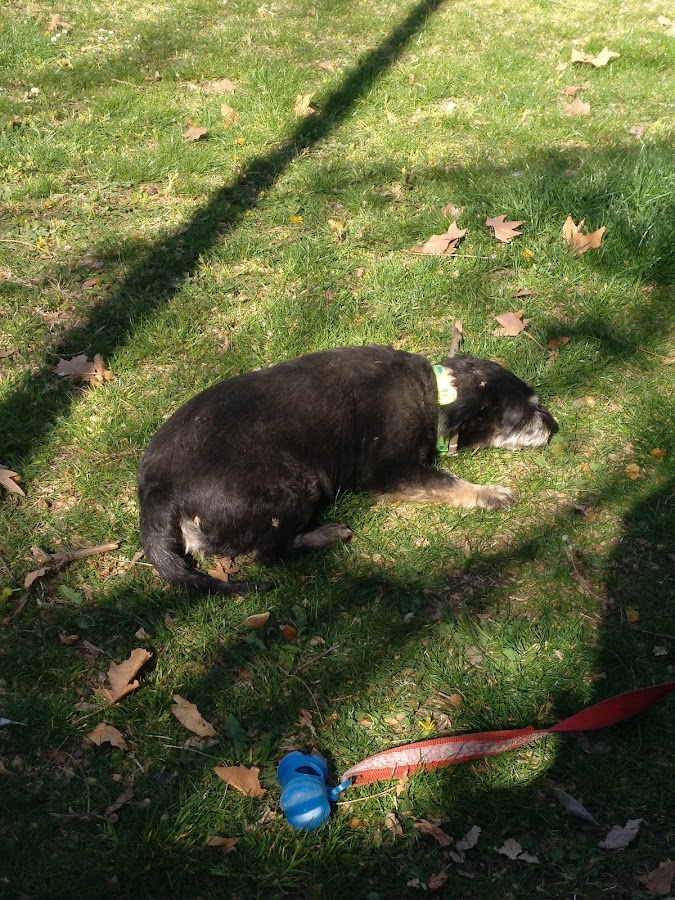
[0,0,445,467]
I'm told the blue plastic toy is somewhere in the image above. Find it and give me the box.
[277,752,351,830]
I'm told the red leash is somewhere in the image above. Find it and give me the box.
[344,682,675,786]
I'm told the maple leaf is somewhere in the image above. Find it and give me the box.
[206,836,239,853]
[208,556,239,582]
[486,214,524,243]
[244,611,270,628]
[294,93,316,117]
[414,819,453,847]
[0,465,25,496]
[86,722,128,750]
[497,838,523,859]
[96,648,152,705]
[411,221,466,256]
[54,353,114,384]
[492,310,531,337]
[428,871,449,891]
[571,47,620,67]
[638,860,675,896]
[213,764,266,797]
[562,216,605,255]
[563,96,591,115]
[183,125,208,142]
[598,818,643,850]
[220,103,238,127]
[171,695,217,737]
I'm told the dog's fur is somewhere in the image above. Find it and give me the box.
[138,346,556,594]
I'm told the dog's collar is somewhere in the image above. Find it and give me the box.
[433,365,459,456]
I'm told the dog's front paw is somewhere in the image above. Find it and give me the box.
[323,523,354,543]
[478,484,516,510]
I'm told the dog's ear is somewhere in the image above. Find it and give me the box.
[440,395,484,433]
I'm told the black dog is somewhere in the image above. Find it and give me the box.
[138,346,556,594]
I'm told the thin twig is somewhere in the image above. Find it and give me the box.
[35,541,120,566]
[297,642,341,671]
[337,786,396,806]
[111,78,143,89]
[580,611,675,643]
[0,238,56,258]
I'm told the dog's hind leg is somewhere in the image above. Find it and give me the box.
[291,523,353,551]
[372,467,515,510]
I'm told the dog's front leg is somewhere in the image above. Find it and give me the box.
[372,467,515,510]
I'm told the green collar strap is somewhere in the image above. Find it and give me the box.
[433,364,459,455]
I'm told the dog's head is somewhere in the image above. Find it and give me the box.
[438,355,557,451]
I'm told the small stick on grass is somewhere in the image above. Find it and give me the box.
[448,321,463,357]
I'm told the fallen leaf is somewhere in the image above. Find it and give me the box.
[547,335,571,349]
[385,812,403,836]
[0,466,25,496]
[650,448,666,459]
[442,202,464,217]
[96,648,152,705]
[208,556,239,582]
[563,96,591,116]
[571,47,620,67]
[58,632,79,645]
[456,825,481,851]
[486,214,524,243]
[54,354,114,384]
[348,816,363,829]
[220,103,238,127]
[513,288,535,298]
[134,626,150,640]
[492,310,531,337]
[309,636,325,646]
[213,764,266,797]
[171,695,216,737]
[625,607,640,623]
[414,819,453,847]
[294,93,316,117]
[318,60,336,72]
[297,708,313,729]
[280,624,297,643]
[562,216,605,255]
[24,567,49,589]
[653,645,668,657]
[200,78,236,93]
[563,84,589,96]
[411,221,466,256]
[358,714,374,728]
[626,463,641,480]
[395,772,409,797]
[629,124,646,138]
[0,348,17,359]
[183,125,208,142]
[86,722,128,750]
[637,860,675,896]
[48,13,71,31]
[206,836,239,853]
[549,787,598,825]
[104,787,134,818]
[82,277,99,290]
[519,851,540,864]
[498,838,523,859]
[141,184,160,195]
[244,611,270,628]
[598,818,643,850]
[428,871,449,891]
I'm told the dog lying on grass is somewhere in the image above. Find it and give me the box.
[138,345,556,594]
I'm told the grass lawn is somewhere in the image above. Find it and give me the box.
[1,0,674,896]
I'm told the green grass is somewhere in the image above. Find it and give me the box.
[1,0,674,897]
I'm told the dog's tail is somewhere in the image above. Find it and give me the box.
[139,490,272,596]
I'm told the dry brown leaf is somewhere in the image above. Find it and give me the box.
[513,288,535,298]
[183,125,208,142]
[82,277,99,290]
[24,567,49,589]
[562,216,605,255]
[297,708,313,728]
[318,60,336,72]
[442,202,464,217]
[201,78,236,94]
[598,818,643,850]
[104,787,134,818]
[280,624,297,643]
[0,465,25,496]
[208,556,239,582]
[385,812,403,836]
[54,354,114,384]
[456,824,481,851]
[492,310,531,337]
[411,221,466,256]
[58,632,79,645]
[571,47,620,67]
[414,819,453,847]
[395,772,409,797]
[563,96,591,116]
[244,611,270,628]
[213,764,266,797]
[497,838,524,859]
[626,463,641,480]
[206,836,239,852]
[86,722,128,750]
[171,695,216,737]
[637,860,675,896]
[563,84,589,96]
[650,448,666,459]
[48,13,71,31]
[486,214,525,243]
[294,93,316,117]
[220,103,238,127]
[547,335,571,349]
[428,871,449,892]
[96,648,152,705]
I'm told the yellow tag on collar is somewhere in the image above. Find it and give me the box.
[433,365,457,406]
